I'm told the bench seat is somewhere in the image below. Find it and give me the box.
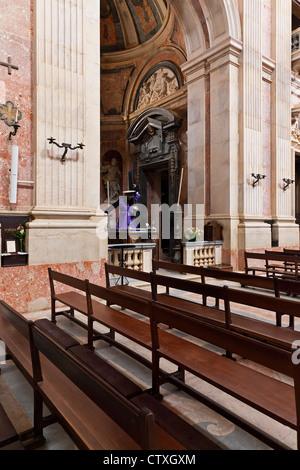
[90,300,152,349]
[69,345,142,398]
[54,291,88,315]
[35,319,81,350]
[155,327,296,429]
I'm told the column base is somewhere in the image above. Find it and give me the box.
[271,220,299,248]
[26,211,107,265]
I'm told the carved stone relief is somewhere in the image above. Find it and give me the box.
[137,67,179,109]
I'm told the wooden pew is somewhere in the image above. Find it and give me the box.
[152,259,276,304]
[151,273,300,351]
[244,251,300,279]
[30,322,157,450]
[150,301,300,450]
[31,321,222,450]
[49,269,174,371]
[0,300,48,449]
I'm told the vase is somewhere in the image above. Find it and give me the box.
[19,239,24,252]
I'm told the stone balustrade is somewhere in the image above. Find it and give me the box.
[182,241,223,267]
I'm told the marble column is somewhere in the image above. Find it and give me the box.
[238,0,272,254]
[271,0,299,247]
[28,0,107,265]
[207,38,242,267]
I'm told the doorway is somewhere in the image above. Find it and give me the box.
[146,166,170,259]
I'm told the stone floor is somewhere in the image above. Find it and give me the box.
[0,272,299,451]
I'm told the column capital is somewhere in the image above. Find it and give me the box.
[182,37,243,83]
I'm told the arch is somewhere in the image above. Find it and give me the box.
[169,0,241,56]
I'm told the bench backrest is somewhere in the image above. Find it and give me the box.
[224,287,300,324]
[274,277,300,296]
[30,323,156,449]
[151,273,225,302]
[88,282,151,317]
[151,301,293,377]
[284,249,300,255]
[201,267,274,290]
[48,268,89,295]
[245,251,300,264]
[0,300,31,341]
[105,263,152,286]
[152,259,203,277]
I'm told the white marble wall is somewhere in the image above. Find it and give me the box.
[27,0,106,265]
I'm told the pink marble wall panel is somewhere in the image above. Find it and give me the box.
[0,259,106,314]
[0,0,33,210]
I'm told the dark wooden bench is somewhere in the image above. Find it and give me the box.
[105,262,153,304]
[30,321,157,450]
[284,248,300,255]
[152,259,276,303]
[49,268,180,372]
[244,251,300,279]
[151,273,300,351]
[48,268,154,366]
[31,321,222,450]
[150,300,300,450]
[152,260,300,329]
[0,300,55,449]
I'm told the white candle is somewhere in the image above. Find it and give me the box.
[9,145,19,204]
[15,107,18,123]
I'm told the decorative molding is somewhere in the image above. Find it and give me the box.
[262,56,275,83]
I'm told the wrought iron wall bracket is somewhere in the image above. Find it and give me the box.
[282,178,295,191]
[251,173,266,187]
[8,123,21,140]
[48,137,85,163]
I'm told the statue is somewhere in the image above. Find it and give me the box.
[102,157,122,203]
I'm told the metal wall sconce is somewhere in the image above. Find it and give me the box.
[251,173,266,187]
[48,137,85,163]
[282,178,295,191]
[0,101,22,140]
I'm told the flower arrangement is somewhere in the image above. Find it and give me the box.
[184,227,204,241]
[13,225,26,252]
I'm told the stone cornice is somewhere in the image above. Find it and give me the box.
[262,56,276,83]
[181,37,243,82]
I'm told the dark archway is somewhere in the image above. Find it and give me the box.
[126,107,182,261]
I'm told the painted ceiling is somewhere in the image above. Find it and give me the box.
[100,0,168,53]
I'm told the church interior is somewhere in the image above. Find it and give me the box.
[1,0,300,453]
